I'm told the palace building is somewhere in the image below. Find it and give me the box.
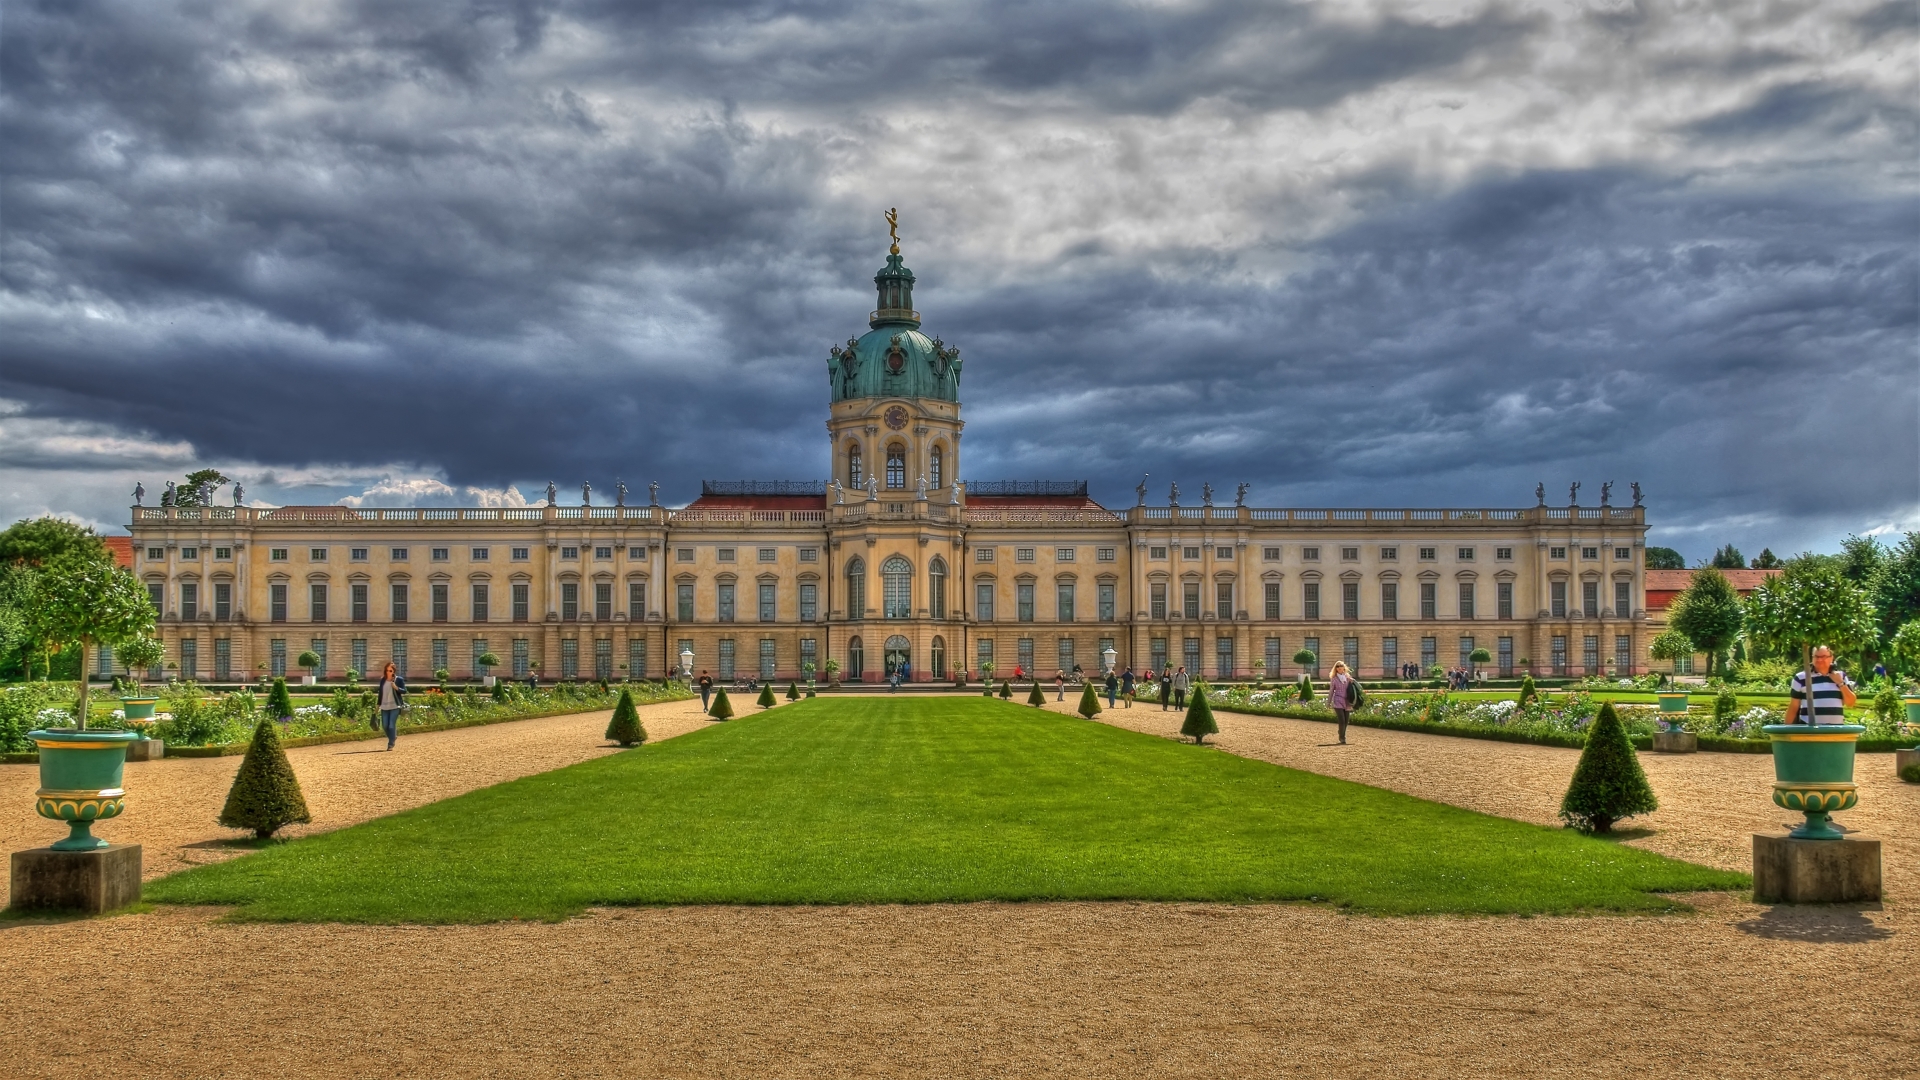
[123,235,1652,685]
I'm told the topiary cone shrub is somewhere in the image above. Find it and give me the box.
[1026,681,1047,707]
[708,686,735,721]
[491,678,509,702]
[604,687,646,747]
[1517,675,1538,709]
[1296,674,1314,704]
[998,680,1012,699]
[1559,703,1657,834]
[786,681,799,701]
[757,683,777,709]
[1181,683,1219,744]
[1076,680,1102,718]
[266,676,295,720]
[218,718,312,839]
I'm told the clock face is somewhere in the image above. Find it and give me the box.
[884,405,909,431]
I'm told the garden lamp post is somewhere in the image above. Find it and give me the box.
[1102,645,1116,676]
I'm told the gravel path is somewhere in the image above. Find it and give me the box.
[1,693,1910,1078]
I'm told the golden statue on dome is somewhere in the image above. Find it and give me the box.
[885,207,900,255]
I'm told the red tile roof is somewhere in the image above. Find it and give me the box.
[965,494,1109,510]
[1645,567,1782,610]
[683,494,825,511]
[102,535,134,568]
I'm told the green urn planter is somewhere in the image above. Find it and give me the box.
[1764,724,1864,841]
[28,729,140,851]
[1656,692,1690,730]
[1904,697,1920,734]
[120,697,158,721]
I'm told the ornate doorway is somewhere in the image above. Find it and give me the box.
[884,634,911,679]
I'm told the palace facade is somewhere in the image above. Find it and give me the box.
[124,240,1652,685]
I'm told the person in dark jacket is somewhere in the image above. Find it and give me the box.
[697,670,713,710]
[1104,670,1118,708]
[374,661,407,750]
[1120,667,1135,708]
[1159,668,1173,711]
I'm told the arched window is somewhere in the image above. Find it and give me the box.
[928,557,947,620]
[885,444,907,489]
[882,555,912,619]
[846,557,866,618]
[847,635,864,682]
[930,445,943,489]
[930,635,946,679]
[847,443,863,488]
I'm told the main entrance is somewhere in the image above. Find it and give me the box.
[884,635,911,679]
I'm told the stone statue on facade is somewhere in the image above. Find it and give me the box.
[133,482,145,507]
[1569,481,1579,505]
[1235,482,1248,507]
[582,480,592,506]
[1169,481,1180,506]
[1135,474,1149,506]
[1535,482,1545,506]
[867,475,879,500]
[1202,483,1214,507]
[649,480,660,506]
[615,479,627,507]
[1600,481,1612,507]
[832,479,845,505]
[197,481,213,506]
[1631,481,1642,507]
[951,480,962,505]
[161,481,176,507]
[546,481,558,506]
[233,483,244,506]
[916,475,929,501]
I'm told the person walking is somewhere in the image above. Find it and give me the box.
[1055,670,1066,701]
[1105,670,1118,708]
[698,670,713,711]
[1121,666,1135,708]
[374,661,407,751]
[1159,667,1173,711]
[1172,666,1189,711]
[1787,645,1856,724]
[1329,660,1357,745]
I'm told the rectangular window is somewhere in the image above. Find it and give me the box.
[178,639,197,680]
[1458,582,1475,619]
[213,582,232,621]
[676,548,694,563]
[561,638,579,679]
[310,547,327,562]
[561,546,579,561]
[352,638,368,678]
[595,582,613,621]
[181,582,199,621]
[1150,546,1169,560]
[1616,634,1632,673]
[1496,547,1513,561]
[1421,636,1437,674]
[629,638,648,679]
[270,638,286,677]
[1184,637,1202,674]
[1299,637,1317,675]
[1344,636,1360,673]
[1382,582,1398,620]
[790,582,811,622]
[181,547,198,560]
[559,582,579,621]
[346,583,366,622]
[1615,581,1631,616]
[629,582,647,620]
[1420,582,1437,620]
[1265,636,1281,676]
[472,583,489,622]
[1262,546,1281,561]
[512,638,529,678]
[270,548,289,562]
[302,583,320,623]
[472,548,489,561]
[753,548,775,563]
[471,638,489,678]
[1583,634,1600,673]
[759,638,776,679]
[1098,583,1116,622]
[1057,637,1075,672]
[716,583,735,622]
[1216,546,1233,560]
[146,547,165,561]
[1550,546,1567,560]
[1151,636,1168,674]
[1057,583,1075,622]
[1216,582,1233,619]
[1456,635,1473,671]
[975,637,992,674]
[1382,636,1398,677]
[511,547,529,561]
[976,548,995,563]
[1497,582,1513,620]
[1303,582,1320,620]
[1551,581,1567,618]
[717,548,735,563]
[432,637,449,674]
[391,548,408,562]
[1342,582,1359,620]
[1018,637,1035,673]
[1264,582,1280,620]
[1016,548,1035,562]
[213,638,231,680]
[270,583,287,622]
[1183,582,1201,619]
[1151,582,1168,620]
[432,583,449,622]
[799,547,818,563]
[677,583,694,621]
[759,583,776,622]
[627,547,644,560]
[594,547,612,561]
[595,639,613,680]
[1097,547,1116,562]
[1551,635,1568,675]
[431,548,450,562]
[1017,583,1034,622]
[1056,547,1076,562]
[1380,546,1398,561]
[1582,547,1599,561]
[391,637,408,678]
[1615,546,1632,561]
[1498,636,1513,675]
[512,583,530,623]
[1302,547,1320,562]
[1458,547,1474,562]
[1341,547,1359,562]
[391,583,410,622]
[1419,547,1436,561]
[1582,580,1599,617]
[799,638,816,677]
[1216,636,1234,679]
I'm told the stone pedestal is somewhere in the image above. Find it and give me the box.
[1896,748,1920,781]
[10,844,142,913]
[1753,834,1881,904]
[1653,731,1698,754]
[124,738,164,762]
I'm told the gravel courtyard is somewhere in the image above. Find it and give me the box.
[0,694,1910,1078]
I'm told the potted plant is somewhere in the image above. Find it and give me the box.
[434,667,451,692]
[978,659,996,697]
[823,657,841,689]
[296,650,321,685]
[801,659,817,698]
[477,651,501,687]
[1250,657,1266,689]
[117,635,165,721]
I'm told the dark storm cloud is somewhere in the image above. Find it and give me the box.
[1,0,1915,561]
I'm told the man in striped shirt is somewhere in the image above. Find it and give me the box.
[1786,645,1857,724]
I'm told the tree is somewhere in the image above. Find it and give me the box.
[1744,561,1878,682]
[266,677,295,720]
[1026,680,1046,707]
[708,686,734,720]
[297,651,321,679]
[1292,648,1317,672]
[1181,683,1218,744]
[1645,547,1686,570]
[1750,548,1781,569]
[1076,680,1102,718]
[1669,568,1742,677]
[1838,534,1886,587]
[0,517,103,565]
[1558,703,1657,834]
[117,635,165,692]
[35,549,156,729]
[1871,533,1920,656]
[1708,544,1745,569]
[1468,647,1491,675]
[218,719,312,838]
[1891,619,1920,677]
[172,469,233,507]
[604,687,646,746]
[1648,629,1694,673]
[756,682,777,708]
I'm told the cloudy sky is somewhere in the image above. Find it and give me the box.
[2,0,1914,562]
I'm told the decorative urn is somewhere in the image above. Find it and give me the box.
[1763,723,1865,840]
[1656,692,1690,730]
[120,697,159,721]
[28,729,140,851]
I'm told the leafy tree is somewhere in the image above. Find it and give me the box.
[1891,619,1920,677]
[218,718,312,838]
[1669,568,1742,677]
[0,517,103,565]
[1648,629,1694,672]
[1871,532,1920,655]
[1180,683,1218,744]
[1292,648,1317,671]
[1838,534,1886,587]
[1026,680,1046,707]
[1076,680,1102,718]
[118,635,165,692]
[1743,561,1878,679]
[1645,547,1685,570]
[1708,545,1745,569]
[756,682,777,708]
[1468,647,1491,674]
[604,687,646,746]
[266,677,295,720]
[477,651,501,674]
[173,469,233,507]
[1558,703,1657,834]
[708,686,734,720]
[34,549,156,728]
[297,651,322,677]
[1750,548,1781,569]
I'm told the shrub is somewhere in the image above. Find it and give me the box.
[1027,681,1046,707]
[1292,649,1317,670]
[604,687,646,746]
[1559,703,1658,834]
[999,680,1012,699]
[1297,674,1313,704]
[1076,681,1102,718]
[1868,684,1902,740]
[1517,674,1538,709]
[491,678,509,702]
[266,677,295,720]
[218,719,312,839]
[1181,683,1218,744]
[296,650,321,673]
[786,681,799,701]
[1901,761,1920,785]
[708,686,734,720]
[757,683,777,709]
[1711,689,1739,735]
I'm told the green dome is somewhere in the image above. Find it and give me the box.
[827,251,962,403]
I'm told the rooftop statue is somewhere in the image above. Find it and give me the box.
[1202,483,1214,507]
[1135,474,1149,506]
[616,479,628,507]
[582,480,591,506]
[649,480,660,506]
[1235,482,1248,507]
[1168,481,1179,506]
[1535,482,1545,506]
[1631,481,1643,507]
[546,481,557,506]
[161,481,176,507]
[233,484,244,506]
[885,207,900,255]
[1600,480,1612,507]
[133,482,145,507]
[1569,481,1580,505]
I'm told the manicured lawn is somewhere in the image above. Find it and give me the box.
[148,697,1746,922]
